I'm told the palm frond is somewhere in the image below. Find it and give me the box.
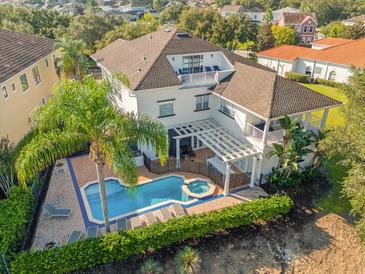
[16,130,88,188]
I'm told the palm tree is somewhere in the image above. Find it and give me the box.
[175,246,202,274]
[139,259,163,274]
[54,36,89,81]
[15,78,168,232]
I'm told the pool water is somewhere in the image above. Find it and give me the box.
[84,176,191,221]
[187,181,210,194]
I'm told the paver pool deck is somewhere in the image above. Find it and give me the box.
[32,154,249,250]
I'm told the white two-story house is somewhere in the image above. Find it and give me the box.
[92,28,340,194]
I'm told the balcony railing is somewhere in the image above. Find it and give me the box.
[178,71,218,85]
[246,123,284,145]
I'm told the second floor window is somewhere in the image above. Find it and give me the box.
[219,99,234,118]
[20,73,29,92]
[196,94,209,111]
[303,25,308,32]
[309,26,314,33]
[182,55,203,74]
[11,83,16,92]
[32,66,41,85]
[159,101,174,117]
[2,86,8,99]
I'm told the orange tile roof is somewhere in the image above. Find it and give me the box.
[312,37,352,46]
[258,38,365,67]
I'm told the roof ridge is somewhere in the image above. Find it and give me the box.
[133,28,178,91]
[319,37,364,52]
[267,73,278,119]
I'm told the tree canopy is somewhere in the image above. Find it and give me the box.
[271,25,296,46]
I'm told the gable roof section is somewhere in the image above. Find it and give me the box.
[92,28,268,91]
[220,5,242,13]
[212,62,341,119]
[258,38,365,67]
[0,29,55,83]
[281,12,317,25]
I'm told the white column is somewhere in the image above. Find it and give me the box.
[255,155,263,183]
[261,120,270,149]
[320,108,329,130]
[304,112,311,130]
[223,163,231,196]
[176,138,181,169]
[250,156,258,187]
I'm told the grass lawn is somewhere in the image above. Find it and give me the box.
[303,84,348,129]
[303,84,351,213]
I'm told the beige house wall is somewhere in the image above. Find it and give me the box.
[0,52,59,143]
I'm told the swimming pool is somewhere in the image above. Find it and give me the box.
[83,176,194,222]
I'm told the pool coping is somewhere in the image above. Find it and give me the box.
[66,156,248,229]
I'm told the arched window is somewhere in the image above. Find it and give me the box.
[328,71,336,81]
[305,66,312,75]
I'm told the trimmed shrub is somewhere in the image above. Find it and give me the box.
[11,195,292,274]
[315,78,347,89]
[285,72,311,83]
[0,186,33,258]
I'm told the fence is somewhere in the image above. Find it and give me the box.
[143,154,248,189]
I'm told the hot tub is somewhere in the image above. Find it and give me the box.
[182,178,216,199]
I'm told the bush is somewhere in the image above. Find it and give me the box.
[315,78,347,89]
[11,195,292,274]
[285,72,311,83]
[0,186,33,258]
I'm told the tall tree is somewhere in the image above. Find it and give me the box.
[271,25,296,46]
[54,36,89,81]
[159,2,186,24]
[15,78,168,232]
[257,23,275,51]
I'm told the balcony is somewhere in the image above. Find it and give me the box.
[178,71,218,85]
[246,123,284,146]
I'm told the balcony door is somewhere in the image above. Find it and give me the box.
[182,55,203,74]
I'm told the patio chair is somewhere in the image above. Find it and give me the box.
[117,218,128,231]
[67,230,82,244]
[86,226,98,238]
[144,212,159,225]
[130,216,144,229]
[213,65,221,71]
[205,66,212,72]
[43,202,72,217]
[160,207,173,222]
[170,204,186,218]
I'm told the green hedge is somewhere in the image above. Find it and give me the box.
[315,78,347,89]
[285,72,311,83]
[0,186,33,257]
[11,195,293,274]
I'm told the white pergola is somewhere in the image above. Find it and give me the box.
[169,119,262,195]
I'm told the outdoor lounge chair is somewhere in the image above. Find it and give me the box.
[67,230,82,244]
[160,207,173,222]
[117,218,128,231]
[86,226,98,238]
[213,65,221,71]
[144,212,159,225]
[43,202,72,217]
[170,204,186,218]
[130,216,144,229]
[205,66,212,72]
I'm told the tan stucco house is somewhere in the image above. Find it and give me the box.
[0,29,59,143]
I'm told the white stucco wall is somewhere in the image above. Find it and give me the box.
[257,56,294,76]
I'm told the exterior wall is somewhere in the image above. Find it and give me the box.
[298,18,316,45]
[0,53,59,143]
[257,56,294,76]
[114,86,138,113]
[244,12,263,22]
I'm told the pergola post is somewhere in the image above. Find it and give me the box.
[250,156,258,187]
[256,155,263,185]
[320,108,329,130]
[223,163,231,196]
[304,112,311,130]
[176,138,181,169]
[261,120,270,149]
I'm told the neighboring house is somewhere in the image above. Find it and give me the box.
[0,29,59,143]
[257,37,364,83]
[272,6,300,22]
[92,28,339,192]
[277,12,317,45]
[342,15,365,26]
[243,7,264,23]
[118,3,145,13]
[220,5,243,17]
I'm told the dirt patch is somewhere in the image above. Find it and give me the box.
[78,211,365,274]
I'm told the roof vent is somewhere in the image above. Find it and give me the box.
[149,34,153,39]
[164,28,171,32]
[138,68,142,72]
[176,33,191,39]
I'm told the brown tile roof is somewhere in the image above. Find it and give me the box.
[281,12,317,25]
[220,5,243,13]
[0,29,56,83]
[212,62,341,119]
[92,28,268,91]
[312,37,352,46]
[258,38,365,67]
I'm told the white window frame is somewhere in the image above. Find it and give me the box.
[32,66,41,85]
[195,94,209,111]
[19,73,29,92]
[303,25,308,33]
[11,82,16,93]
[182,55,203,74]
[309,25,314,33]
[2,86,8,99]
[158,100,175,118]
[219,99,234,118]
